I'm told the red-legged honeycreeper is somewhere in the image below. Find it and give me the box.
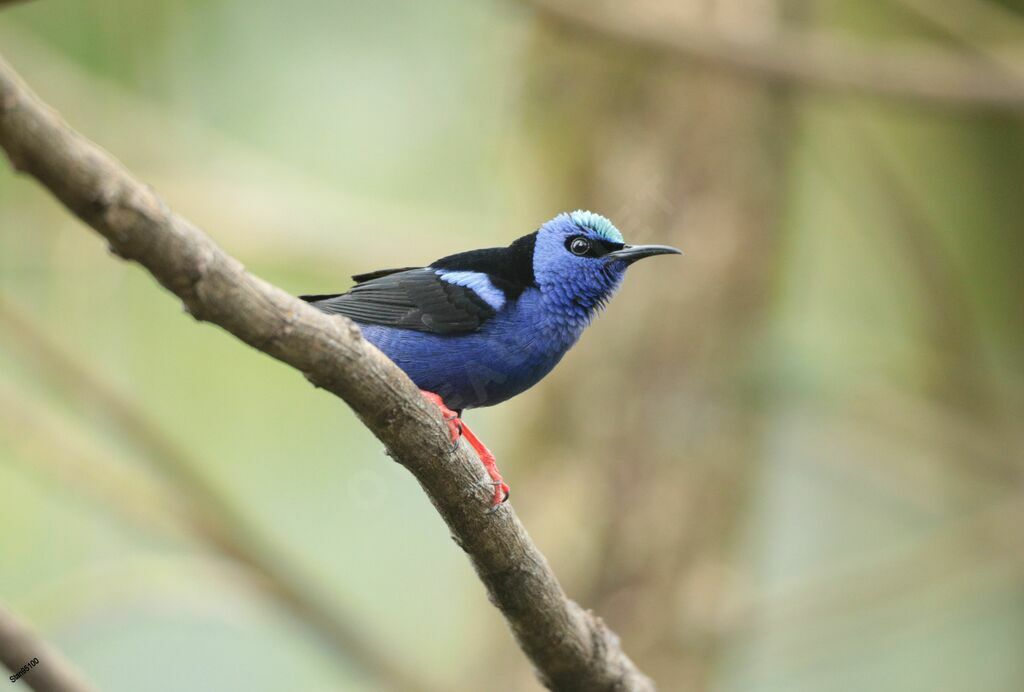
[301,211,681,508]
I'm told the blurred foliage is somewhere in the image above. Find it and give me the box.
[1,1,1023,691]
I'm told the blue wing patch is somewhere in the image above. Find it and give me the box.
[436,270,507,311]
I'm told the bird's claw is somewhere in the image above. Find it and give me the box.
[420,390,463,450]
[480,479,511,513]
[446,415,464,452]
[420,389,509,513]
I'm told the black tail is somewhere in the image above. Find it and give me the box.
[299,293,342,303]
[351,267,421,283]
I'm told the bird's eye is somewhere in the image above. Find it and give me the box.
[568,237,592,256]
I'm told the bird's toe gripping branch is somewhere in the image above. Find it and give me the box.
[460,423,510,512]
[420,390,510,509]
[420,390,463,451]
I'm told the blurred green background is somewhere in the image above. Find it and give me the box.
[2,1,1023,690]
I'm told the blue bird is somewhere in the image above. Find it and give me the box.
[302,211,680,507]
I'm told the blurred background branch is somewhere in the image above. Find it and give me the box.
[894,0,1024,63]
[1,0,1022,690]
[517,0,1024,110]
[0,51,654,692]
[0,298,436,692]
[0,601,98,692]
[0,385,182,541]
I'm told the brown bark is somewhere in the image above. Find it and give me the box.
[0,602,98,692]
[0,55,654,692]
[509,4,792,687]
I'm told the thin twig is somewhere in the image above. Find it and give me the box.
[0,55,654,691]
[0,601,99,692]
[517,0,1024,111]
[0,299,435,692]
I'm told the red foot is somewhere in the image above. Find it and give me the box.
[420,390,462,448]
[420,390,510,509]
[458,422,510,509]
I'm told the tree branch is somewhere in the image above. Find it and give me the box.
[0,55,654,691]
[0,298,437,692]
[517,0,1024,111]
[0,601,98,692]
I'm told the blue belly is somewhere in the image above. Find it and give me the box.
[357,291,584,410]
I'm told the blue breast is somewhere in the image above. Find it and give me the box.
[357,287,588,410]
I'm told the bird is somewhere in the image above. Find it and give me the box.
[301,210,681,509]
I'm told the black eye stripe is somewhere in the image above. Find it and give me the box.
[565,235,624,258]
[595,238,624,254]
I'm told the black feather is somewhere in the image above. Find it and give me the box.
[351,267,421,284]
[301,232,538,333]
[302,268,496,334]
[431,232,537,300]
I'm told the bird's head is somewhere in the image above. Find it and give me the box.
[531,210,681,316]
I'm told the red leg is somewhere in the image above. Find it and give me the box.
[420,390,462,448]
[459,421,510,508]
[420,390,510,509]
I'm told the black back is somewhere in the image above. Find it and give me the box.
[431,232,537,300]
[300,232,538,334]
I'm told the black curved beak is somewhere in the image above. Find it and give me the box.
[605,244,683,265]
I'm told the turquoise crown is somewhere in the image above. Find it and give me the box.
[569,210,624,244]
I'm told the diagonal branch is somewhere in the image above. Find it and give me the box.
[0,298,438,692]
[0,601,98,692]
[0,55,654,692]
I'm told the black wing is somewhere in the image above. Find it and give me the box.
[300,268,496,334]
[351,267,421,284]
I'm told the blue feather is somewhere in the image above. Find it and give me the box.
[308,211,678,410]
[436,270,507,310]
[569,210,624,244]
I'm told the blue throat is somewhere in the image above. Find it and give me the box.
[360,214,628,410]
[300,209,679,508]
[298,211,665,410]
